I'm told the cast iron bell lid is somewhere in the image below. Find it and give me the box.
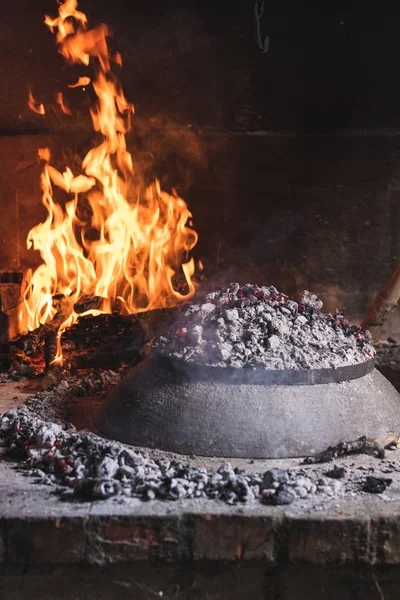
[97,354,400,459]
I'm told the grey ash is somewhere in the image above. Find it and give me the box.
[154,283,374,370]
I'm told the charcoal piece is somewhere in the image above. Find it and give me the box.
[218,462,235,481]
[146,489,156,501]
[274,488,296,505]
[13,325,47,356]
[299,290,323,315]
[267,334,280,350]
[324,465,346,479]
[363,476,392,494]
[71,479,98,500]
[225,308,239,322]
[72,479,121,500]
[303,436,385,464]
[261,468,289,489]
[260,482,295,505]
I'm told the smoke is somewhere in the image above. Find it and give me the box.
[126,116,207,196]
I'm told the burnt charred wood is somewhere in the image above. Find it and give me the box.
[42,295,73,389]
[44,327,59,368]
[10,303,182,375]
[303,436,385,464]
[74,295,104,314]
[137,306,182,339]
[43,295,72,366]
[9,322,52,373]
[64,348,142,371]
[58,307,181,371]
[62,313,143,348]
[12,324,47,356]
[11,295,72,353]
[363,476,393,493]
[61,313,147,371]
[74,294,132,315]
[62,307,179,351]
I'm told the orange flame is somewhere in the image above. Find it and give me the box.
[20,0,198,363]
[68,76,91,88]
[55,92,72,115]
[28,88,45,115]
[112,52,123,67]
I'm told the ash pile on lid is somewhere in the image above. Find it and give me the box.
[154,283,374,370]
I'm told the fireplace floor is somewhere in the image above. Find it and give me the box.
[1,372,400,555]
[2,426,400,558]
[3,427,400,600]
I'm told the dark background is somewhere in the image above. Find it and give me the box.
[2,0,400,134]
[1,0,400,324]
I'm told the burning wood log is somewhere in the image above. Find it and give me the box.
[303,436,386,464]
[74,294,133,316]
[13,324,47,357]
[42,294,74,390]
[361,264,400,341]
[7,295,72,379]
[6,297,181,380]
[74,295,104,314]
[61,307,180,370]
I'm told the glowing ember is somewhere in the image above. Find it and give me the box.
[20,0,198,363]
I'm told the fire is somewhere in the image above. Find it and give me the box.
[28,88,45,115]
[55,92,72,115]
[20,0,198,363]
[68,77,91,88]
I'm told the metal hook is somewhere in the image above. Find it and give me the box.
[254,0,270,53]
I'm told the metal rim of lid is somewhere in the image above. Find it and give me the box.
[153,353,376,386]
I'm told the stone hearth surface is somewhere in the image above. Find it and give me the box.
[3,436,400,599]
[1,346,400,599]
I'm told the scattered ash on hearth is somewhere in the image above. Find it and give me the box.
[1,393,399,508]
[154,283,374,369]
[23,369,123,424]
